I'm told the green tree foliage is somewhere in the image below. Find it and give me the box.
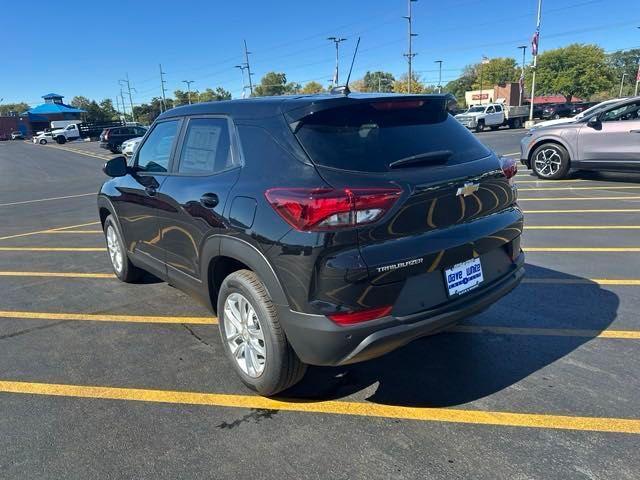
[173,89,192,106]
[71,96,119,122]
[254,72,288,96]
[133,97,173,125]
[444,67,476,106]
[99,99,118,120]
[363,71,395,92]
[0,102,30,115]
[393,73,426,93]
[471,57,519,89]
[300,81,325,94]
[608,48,640,96]
[199,87,232,102]
[534,44,614,102]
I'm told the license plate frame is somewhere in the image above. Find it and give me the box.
[444,258,484,297]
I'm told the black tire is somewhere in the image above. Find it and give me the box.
[103,215,144,282]
[39,139,46,145]
[475,120,485,133]
[490,125,499,131]
[217,269,307,396]
[56,136,66,144]
[531,143,571,180]
[511,118,522,129]
[553,113,560,120]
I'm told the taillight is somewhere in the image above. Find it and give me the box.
[265,187,402,231]
[328,305,393,326]
[499,156,518,183]
[103,130,110,140]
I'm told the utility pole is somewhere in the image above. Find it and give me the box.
[327,37,347,86]
[114,97,122,121]
[529,0,542,122]
[435,60,443,93]
[403,0,418,93]
[619,73,627,97]
[235,65,248,98]
[182,80,195,104]
[119,74,136,122]
[159,64,168,112]
[479,56,489,104]
[120,88,127,122]
[243,40,254,96]
[518,45,527,106]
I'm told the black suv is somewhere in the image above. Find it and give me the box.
[541,103,573,119]
[99,126,147,153]
[98,94,524,395]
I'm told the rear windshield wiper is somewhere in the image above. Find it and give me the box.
[388,150,453,169]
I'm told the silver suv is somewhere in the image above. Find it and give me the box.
[521,97,640,179]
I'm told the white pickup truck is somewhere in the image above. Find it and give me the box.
[51,123,82,144]
[454,103,528,132]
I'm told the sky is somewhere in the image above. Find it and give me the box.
[2,0,639,107]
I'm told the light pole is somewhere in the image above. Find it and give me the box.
[619,73,627,97]
[403,0,418,93]
[182,80,195,104]
[435,60,443,93]
[479,56,489,104]
[518,45,527,106]
[327,37,347,86]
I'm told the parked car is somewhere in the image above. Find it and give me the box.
[10,131,24,140]
[454,102,528,132]
[33,131,55,144]
[121,136,144,159]
[541,103,573,119]
[99,126,147,153]
[0,133,9,141]
[521,96,640,179]
[535,98,625,128]
[51,123,82,144]
[99,94,524,395]
[570,102,597,115]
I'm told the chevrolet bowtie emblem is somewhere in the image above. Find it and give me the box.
[456,182,480,197]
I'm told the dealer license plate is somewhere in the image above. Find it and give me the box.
[445,258,484,296]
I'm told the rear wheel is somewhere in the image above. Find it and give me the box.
[511,118,522,129]
[56,136,66,144]
[103,215,143,282]
[531,143,570,180]
[475,120,485,133]
[217,270,306,396]
[490,125,499,131]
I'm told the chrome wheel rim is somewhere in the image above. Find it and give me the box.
[223,292,266,378]
[534,148,562,177]
[106,225,123,273]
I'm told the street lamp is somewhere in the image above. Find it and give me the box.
[619,73,627,97]
[327,37,347,86]
[479,56,489,104]
[518,45,527,106]
[435,60,443,93]
[182,80,195,104]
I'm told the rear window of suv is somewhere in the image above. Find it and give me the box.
[293,99,491,172]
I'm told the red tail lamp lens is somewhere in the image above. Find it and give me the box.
[328,305,393,326]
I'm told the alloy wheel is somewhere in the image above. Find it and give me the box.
[106,225,123,273]
[534,148,563,178]
[223,292,266,378]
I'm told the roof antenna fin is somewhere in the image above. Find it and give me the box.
[331,37,360,96]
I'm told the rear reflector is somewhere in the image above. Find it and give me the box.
[499,156,518,181]
[265,187,402,231]
[328,305,393,326]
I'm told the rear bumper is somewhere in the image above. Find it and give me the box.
[278,253,525,366]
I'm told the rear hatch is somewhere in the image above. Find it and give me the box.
[287,96,522,297]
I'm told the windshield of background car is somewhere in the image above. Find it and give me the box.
[467,106,485,112]
[293,100,491,173]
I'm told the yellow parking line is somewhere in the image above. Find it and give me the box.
[0,247,106,252]
[45,230,102,234]
[0,193,95,208]
[518,196,640,202]
[524,278,640,286]
[523,209,640,214]
[0,380,637,434]
[0,310,215,324]
[0,271,114,279]
[525,225,640,230]
[46,144,111,161]
[0,221,100,241]
[524,247,640,252]
[519,186,640,192]
[449,325,640,339]
[516,179,586,184]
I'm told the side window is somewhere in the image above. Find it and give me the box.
[135,127,147,136]
[486,106,495,113]
[177,118,235,175]
[495,105,502,113]
[135,120,180,173]
[601,101,640,122]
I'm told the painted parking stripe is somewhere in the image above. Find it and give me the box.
[524,247,640,252]
[523,209,640,214]
[516,179,587,184]
[449,325,640,339]
[523,278,640,286]
[524,225,640,230]
[45,230,102,234]
[0,310,215,324]
[0,221,100,241]
[0,193,95,208]
[0,380,637,434]
[518,196,640,202]
[0,271,114,279]
[518,186,640,192]
[0,247,106,252]
[45,144,112,160]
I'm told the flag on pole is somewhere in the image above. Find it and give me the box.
[636,61,640,82]
[531,30,540,56]
[519,70,525,96]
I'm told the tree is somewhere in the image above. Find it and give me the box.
[363,71,395,92]
[0,102,30,115]
[133,97,173,125]
[99,99,118,120]
[471,57,519,89]
[534,44,615,102]
[349,79,366,92]
[173,89,192,106]
[393,73,426,93]
[253,72,288,96]
[608,48,640,96]
[199,87,232,102]
[300,81,324,94]
[285,82,301,95]
[70,96,92,111]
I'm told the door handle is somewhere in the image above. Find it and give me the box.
[200,193,219,208]
[145,186,157,196]
[630,130,640,133]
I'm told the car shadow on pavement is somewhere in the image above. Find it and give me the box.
[284,264,619,407]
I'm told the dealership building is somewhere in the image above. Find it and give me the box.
[21,93,85,134]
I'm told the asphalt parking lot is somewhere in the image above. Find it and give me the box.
[1,133,639,479]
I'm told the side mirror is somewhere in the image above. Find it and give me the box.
[587,116,601,129]
[103,156,128,177]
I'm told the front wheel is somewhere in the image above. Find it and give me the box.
[531,143,570,180]
[475,121,485,133]
[103,215,143,282]
[56,136,66,144]
[39,139,47,145]
[217,270,307,396]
